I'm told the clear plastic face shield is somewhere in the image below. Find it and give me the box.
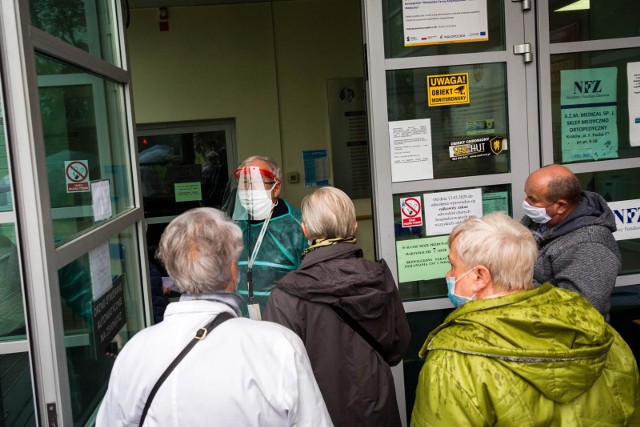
[226,166,278,221]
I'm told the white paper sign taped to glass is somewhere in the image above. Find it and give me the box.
[388,119,434,182]
[628,62,640,147]
[401,196,423,227]
[609,199,640,241]
[427,73,469,107]
[424,188,483,236]
[448,136,508,161]
[402,0,488,47]
[561,67,618,162]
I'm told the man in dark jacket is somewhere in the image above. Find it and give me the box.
[521,164,621,320]
[264,186,410,427]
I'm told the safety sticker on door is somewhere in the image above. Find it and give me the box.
[427,72,470,107]
[65,160,90,193]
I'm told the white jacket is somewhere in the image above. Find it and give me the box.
[96,299,333,426]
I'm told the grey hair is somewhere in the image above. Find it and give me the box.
[239,156,282,182]
[156,208,243,294]
[448,212,537,291]
[302,186,356,240]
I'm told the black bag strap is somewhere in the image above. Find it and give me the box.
[330,305,386,358]
[139,311,234,426]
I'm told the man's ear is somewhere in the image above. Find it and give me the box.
[555,198,569,214]
[272,181,282,200]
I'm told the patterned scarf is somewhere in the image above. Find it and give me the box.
[301,236,357,258]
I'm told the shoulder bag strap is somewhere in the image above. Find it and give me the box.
[138,311,234,426]
[330,305,386,358]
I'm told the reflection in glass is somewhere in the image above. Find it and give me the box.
[29,0,121,66]
[576,168,640,276]
[0,353,36,426]
[549,0,640,43]
[59,226,143,425]
[382,0,505,59]
[0,224,26,340]
[387,63,510,179]
[0,83,12,213]
[394,185,511,301]
[550,48,640,164]
[35,54,134,245]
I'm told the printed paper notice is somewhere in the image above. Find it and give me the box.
[482,191,509,214]
[561,67,618,162]
[174,182,202,202]
[91,180,112,222]
[90,243,112,300]
[424,188,483,236]
[402,0,488,47]
[608,199,640,240]
[396,236,450,283]
[628,62,640,147]
[389,119,433,182]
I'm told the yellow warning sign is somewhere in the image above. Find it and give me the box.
[427,72,470,107]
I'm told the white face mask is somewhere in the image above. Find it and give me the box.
[238,188,275,220]
[522,200,552,224]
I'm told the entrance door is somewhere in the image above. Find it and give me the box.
[0,0,147,424]
[363,0,640,424]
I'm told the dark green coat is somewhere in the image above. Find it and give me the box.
[411,284,639,426]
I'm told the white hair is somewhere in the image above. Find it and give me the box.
[156,208,243,294]
[449,212,537,291]
[239,156,282,182]
[302,187,356,240]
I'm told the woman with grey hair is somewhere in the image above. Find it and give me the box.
[97,208,332,426]
[411,212,639,426]
[264,187,410,427]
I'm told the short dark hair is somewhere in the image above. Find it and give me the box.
[547,174,581,205]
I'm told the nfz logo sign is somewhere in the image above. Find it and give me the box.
[573,80,602,94]
[608,199,640,241]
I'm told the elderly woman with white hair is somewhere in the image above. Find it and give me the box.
[264,186,411,427]
[96,208,332,426]
[411,212,639,426]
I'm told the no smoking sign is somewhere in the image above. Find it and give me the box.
[65,160,90,193]
[400,196,423,228]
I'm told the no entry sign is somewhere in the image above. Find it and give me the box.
[401,196,423,227]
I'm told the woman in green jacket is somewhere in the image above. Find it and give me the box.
[411,212,639,426]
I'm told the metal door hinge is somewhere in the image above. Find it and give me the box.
[512,0,532,11]
[513,43,533,63]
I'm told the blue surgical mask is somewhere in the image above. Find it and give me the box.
[522,200,553,224]
[446,268,476,307]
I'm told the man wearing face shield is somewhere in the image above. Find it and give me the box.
[225,156,307,319]
[521,164,620,321]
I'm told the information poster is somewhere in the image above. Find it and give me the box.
[174,182,202,202]
[561,67,618,162]
[424,188,483,236]
[91,275,126,358]
[402,0,488,47]
[482,191,509,214]
[608,199,640,240]
[90,243,112,300]
[389,119,433,182]
[396,236,450,283]
[303,150,330,187]
[326,78,371,198]
[628,62,640,147]
[91,179,112,221]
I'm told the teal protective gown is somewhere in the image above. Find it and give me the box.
[411,283,640,426]
[236,200,307,316]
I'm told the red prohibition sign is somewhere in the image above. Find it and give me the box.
[66,161,88,183]
[401,197,421,217]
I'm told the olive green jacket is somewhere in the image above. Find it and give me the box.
[411,284,639,426]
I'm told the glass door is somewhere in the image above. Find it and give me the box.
[362,0,538,424]
[0,0,147,424]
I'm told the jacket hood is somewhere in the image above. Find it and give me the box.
[421,284,614,403]
[274,243,397,321]
[523,191,617,242]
